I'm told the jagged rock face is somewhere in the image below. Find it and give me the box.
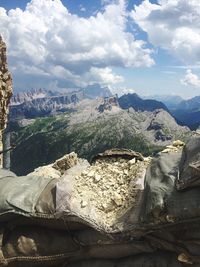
[97,96,119,113]
[0,36,13,165]
[10,90,84,118]
[10,89,48,106]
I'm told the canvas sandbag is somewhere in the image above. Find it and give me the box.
[0,226,157,267]
[1,138,200,234]
[176,136,200,190]
[66,252,186,267]
[0,161,142,233]
[1,225,200,267]
[141,136,200,229]
[56,144,200,234]
[0,169,56,222]
[138,149,182,224]
[142,225,200,265]
[0,169,88,230]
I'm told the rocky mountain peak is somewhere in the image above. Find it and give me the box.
[97,95,119,113]
[10,90,85,119]
[118,93,168,112]
[10,88,49,106]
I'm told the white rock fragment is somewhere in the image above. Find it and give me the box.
[178,253,193,264]
[27,165,61,179]
[123,170,128,175]
[173,140,185,147]
[87,170,95,177]
[112,192,123,206]
[81,170,88,176]
[161,140,185,154]
[161,148,172,153]
[94,174,101,183]
[128,158,136,165]
[81,200,87,208]
[143,156,152,163]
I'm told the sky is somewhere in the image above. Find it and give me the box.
[1,0,200,98]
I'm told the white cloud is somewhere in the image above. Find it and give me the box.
[110,87,135,96]
[181,69,200,87]
[84,67,124,86]
[132,0,200,64]
[79,5,86,12]
[0,0,154,90]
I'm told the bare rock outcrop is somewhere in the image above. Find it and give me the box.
[97,96,119,113]
[0,36,13,166]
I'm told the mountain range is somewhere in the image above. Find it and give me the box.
[10,89,169,119]
[10,85,111,119]
[10,95,191,175]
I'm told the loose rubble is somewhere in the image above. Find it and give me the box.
[27,164,61,179]
[28,152,79,178]
[72,155,151,230]
[28,142,185,230]
[161,139,185,153]
[52,152,78,174]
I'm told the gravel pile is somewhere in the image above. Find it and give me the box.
[73,156,151,230]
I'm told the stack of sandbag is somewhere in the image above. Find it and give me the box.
[0,138,200,266]
[0,150,151,266]
[142,136,200,226]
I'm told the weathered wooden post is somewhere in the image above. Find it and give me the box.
[0,35,13,168]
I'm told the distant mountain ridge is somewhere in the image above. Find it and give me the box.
[10,90,84,118]
[176,96,200,110]
[118,93,169,112]
[11,85,112,106]
[10,88,56,106]
[10,90,170,119]
[10,85,112,119]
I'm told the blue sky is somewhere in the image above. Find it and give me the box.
[0,0,157,14]
[1,0,200,98]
